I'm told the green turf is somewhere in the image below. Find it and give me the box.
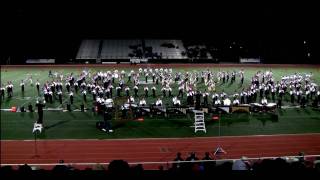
[1,66,320,140]
[1,107,320,140]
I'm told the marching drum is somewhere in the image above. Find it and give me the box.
[105,99,114,107]
[266,103,277,112]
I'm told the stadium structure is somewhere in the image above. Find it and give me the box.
[1,3,320,178]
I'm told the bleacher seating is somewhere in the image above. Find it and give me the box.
[76,40,100,59]
[100,39,142,59]
[144,39,186,59]
[76,39,205,61]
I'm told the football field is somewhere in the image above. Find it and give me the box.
[1,64,320,140]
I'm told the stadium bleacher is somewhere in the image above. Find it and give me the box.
[76,40,101,60]
[144,39,186,59]
[100,39,142,59]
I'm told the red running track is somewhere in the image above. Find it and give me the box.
[1,134,320,169]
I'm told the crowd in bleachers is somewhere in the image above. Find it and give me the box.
[1,153,320,177]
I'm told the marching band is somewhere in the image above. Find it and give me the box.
[2,68,319,117]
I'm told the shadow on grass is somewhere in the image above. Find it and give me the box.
[254,113,279,126]
[44,120,71,130]
[206,113,250,126]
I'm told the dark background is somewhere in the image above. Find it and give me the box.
[2,2,319,64]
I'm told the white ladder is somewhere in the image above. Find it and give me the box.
[194,110,206,133]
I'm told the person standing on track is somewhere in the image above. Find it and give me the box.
[36,100,45,124]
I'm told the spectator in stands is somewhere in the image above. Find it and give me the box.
[53,160,69,173]
[172,152,184,170]
[232,156,251,170]
[202,152,216,171]
[18,164,32,172]
[108,160,130,176]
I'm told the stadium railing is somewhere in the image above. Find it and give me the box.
[1,154,319,170]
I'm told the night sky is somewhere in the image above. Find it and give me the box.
[2,2,318,63]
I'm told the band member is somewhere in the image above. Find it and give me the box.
[152,86,156,98]
[6,82,13,98]
[119,79,124,90]
[233,98,240,106]
[105,88,110,98]
[271,87,276,102]
[92,89,97,101]
[127,71,132,82]
[264,85,269,99]
[81,81,86,90]
[240,90,246,104]
[259,84,264,99]
[145,73,149,83]
[57,90,63,104]
[310,86,316,99]
[222,72,226,84]
[144,86,149,97]
[203,90,209,107]
[161,86,166,97]
[66,81,71,92]
[69,91,74,104]
[109,84,113,98]
[296,90,302,103]
[98,87,104,98]
[261,96,268,105]
[43,88,49,102]
[1,84,5,101]
[139,98,147,106]
[134,85,139,97]
[168,87,173,97]
[36,80,40,93]
[156,98,162,106]
[195,91,201,110]
[187,91,193,106]
[152,73,156,83]
[214,98,221,106]
[20,80,25,93]
[125,86,130,97]
[48,90,53,104]
[172,96,181,107]
[223,97,231,106]
[290,89,295,104]
[231,71,236,84]
[74,82,79,93]
[127,96,135,104]
[116,86,121,97]
[278,89,284,100]
[82,90,87,102]
[240,73,244,85]
[178,85,184,98]
[305,89,310,102]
